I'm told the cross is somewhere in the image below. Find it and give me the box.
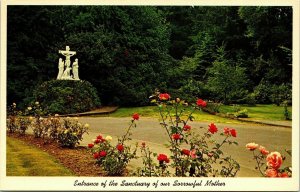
[58,46,76,63]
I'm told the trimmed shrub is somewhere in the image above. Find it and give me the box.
[32,80,100,114]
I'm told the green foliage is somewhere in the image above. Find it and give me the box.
[32,80,100,114]
[7,6,292,107]
[206,45,249,104]
[57,118,89,148]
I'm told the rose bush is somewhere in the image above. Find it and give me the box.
[246,142,291,177]
[135,93,240,177]
[88,113,139,176]
[57,117,89,148]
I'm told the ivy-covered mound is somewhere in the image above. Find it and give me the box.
[33,80,101,114]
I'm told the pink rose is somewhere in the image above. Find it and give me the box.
[246,142,259,151]
[265,168,278,177]
[266,152,282,170]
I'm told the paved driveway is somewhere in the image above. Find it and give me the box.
[78,117,292,177]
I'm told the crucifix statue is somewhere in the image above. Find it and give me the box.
[57,46,80,80]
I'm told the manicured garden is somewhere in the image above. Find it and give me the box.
[6,95,292,178]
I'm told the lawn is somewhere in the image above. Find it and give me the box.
[7,137,74,176]
[105,104,291,123]
[107,105,244,124]
[219,104,292,121]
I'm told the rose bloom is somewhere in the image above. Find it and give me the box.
[27,106,32,111]
[141,142,146,148]
[116,144,124,152]
[208,123,218,134]
[88,143,94,148]
[157,154,169,163]
[93,153,100,159]
[196,99,207,108]
[181,149,190,156]
[105,135,113,141]
[190,149,197,159]
[224,127,230,135]
[99,151,107,157]
[259,146,269,155]
[183,124,191,131]
[246,142,259,151]
[266,152,283,170]
[84,123,90,128]
[230,129,237,137]
[172,133,181,140]
[159,93,171,101]
[278,172,289,178]
[265,168,278,177]
[132,113,140,120]
[94,139,101,144]
[97,135,103,140]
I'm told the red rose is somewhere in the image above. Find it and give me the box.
[266,152,283,170]
[230,129,237,137]
[116,144,124,152]
[208,123,218,134]
[88,143,94,148]
[159,93,170,101]
[172,133,181,140]
[93,153,100,159]
[181,149,190,156]
[223,127,230,135]
[99,151,107,157]
[279,172,289,178]
[141,142,146,148]
[196,99,207,108]
[265,168,278,177]
[157,154,169,163]
[132,113,140,120]
[97,135,103,140]
[94,139,101,144]
[183,125,191,131]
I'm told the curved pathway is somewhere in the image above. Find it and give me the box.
[78,117,292,177]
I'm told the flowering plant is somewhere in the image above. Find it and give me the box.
[134,142,170,177]
[57,117,89,148]
[146,93,240,177]
[88,114,138,176]
[246,142,292,177]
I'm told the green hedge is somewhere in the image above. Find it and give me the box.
[33,80,100,114]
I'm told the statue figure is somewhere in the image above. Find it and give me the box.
[61,60,72,80]
[58,46,76,80]
[57,58,65,79]
[72,58,80,80]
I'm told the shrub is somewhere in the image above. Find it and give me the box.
[246,142,292,177]
[234,109,248,118]
[137,94,240,177]
[32,80,100,115]
[88,114,138,176]
[57,117,89,148]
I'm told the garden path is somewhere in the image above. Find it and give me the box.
[78,117,292,177]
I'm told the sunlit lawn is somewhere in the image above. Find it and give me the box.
[7,137,74,176]
[107,105,243,124]
[219,104,292,121]
[105,104,291,123]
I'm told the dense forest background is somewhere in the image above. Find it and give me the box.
[7,6,292,107]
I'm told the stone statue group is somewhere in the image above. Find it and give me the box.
[57,46,80,80]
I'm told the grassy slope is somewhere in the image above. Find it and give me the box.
[6,137,74,176]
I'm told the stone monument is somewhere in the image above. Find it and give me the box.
[57,46,80,80]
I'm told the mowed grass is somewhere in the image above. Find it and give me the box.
[108,106,243,124]
[219,104,292,121]
[6,137,74,176]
